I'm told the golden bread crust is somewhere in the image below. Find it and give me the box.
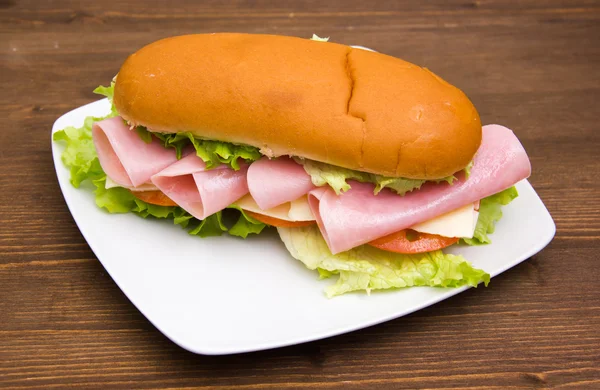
[114,33,481,179]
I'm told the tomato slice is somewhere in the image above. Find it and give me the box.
[244,210,316,228]
[130,190,178,207]
[368,229,459,254]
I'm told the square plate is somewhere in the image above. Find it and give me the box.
[52,99,556,355]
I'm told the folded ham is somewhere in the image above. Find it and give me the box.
[92,117,178,187]
[247,156,315,210]
[93,117,528,250]
[309,124,532,254]
[151,153,249,219]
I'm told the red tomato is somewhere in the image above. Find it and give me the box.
[368,229,459,254]
[244,210,316,228]
[130,190,178,207]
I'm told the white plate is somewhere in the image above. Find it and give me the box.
[52,99,556,355]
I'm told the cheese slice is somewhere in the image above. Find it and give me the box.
[237,193,479,238]
[105,176,159,192]
[288,197,314,221]
[411,203,479,239]
[235,195,315,221]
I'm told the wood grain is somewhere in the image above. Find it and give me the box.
[1,0,599,388]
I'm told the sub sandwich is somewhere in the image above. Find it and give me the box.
[54,33,531,297]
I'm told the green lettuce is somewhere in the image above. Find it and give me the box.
[52,116,106,187]
[187,210,228,238]
[227,205,267,238]
[93,80,119,117]
[464,160,474,179]
[278,225,490,297]
[53,113,264,239]
[311,34,330,42]
[462,186,519,246]
[135,127,261,170]
[297,159,369,193]
[373,176,432,195]
[297,159,456,196]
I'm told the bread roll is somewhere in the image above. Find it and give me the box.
[114,33,481,179]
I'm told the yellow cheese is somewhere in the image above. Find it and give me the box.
[105,176,159,192]
[234,195,315,221]
[411,203,479,239]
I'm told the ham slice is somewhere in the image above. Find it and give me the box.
[247,156,315,210]
[309,124,532,254]
[92,117,178,187]
[151,153,249,219]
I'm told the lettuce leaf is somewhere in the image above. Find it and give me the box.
[297,159,457,196]
[93,80,118,117]
[278,225,490,297]
[135,126,262,170]
[227,205,267,238]
[462,186,519,246]
[92,176,136,213]
[464,160,474,179]
[372,176,428,195]
[53,113,262,239]
[53,116,106,187]
[311,34,330,42]
[187,210,228,238]
[297,159,369,194]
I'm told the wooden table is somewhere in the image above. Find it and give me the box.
[1,1,599,388]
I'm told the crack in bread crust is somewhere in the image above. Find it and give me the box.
[395,146,403,177]
[344,49,367,169]
[344,51,354,116]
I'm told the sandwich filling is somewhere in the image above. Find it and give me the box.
[54,84,530,297]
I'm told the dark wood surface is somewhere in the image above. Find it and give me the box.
[1,0,599,388]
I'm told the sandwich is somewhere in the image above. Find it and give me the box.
[54,33,531,297]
